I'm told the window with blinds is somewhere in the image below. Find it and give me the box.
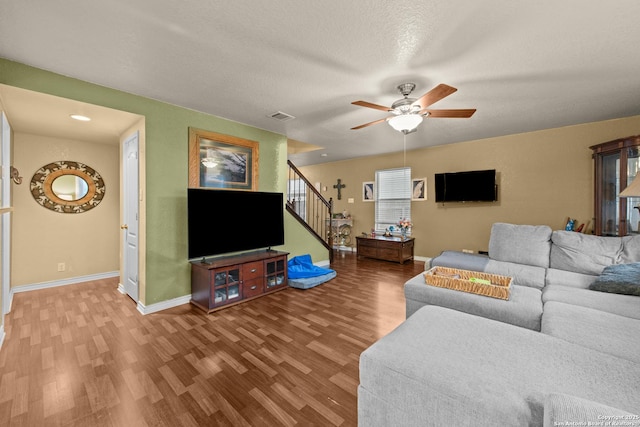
[375,167,411,234]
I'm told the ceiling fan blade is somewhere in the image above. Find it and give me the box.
[351,117,388,130]
[413,84,457,109]
[352,100,392,112]
[423,108,476,118]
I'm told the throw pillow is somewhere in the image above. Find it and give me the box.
[589,262,640,296]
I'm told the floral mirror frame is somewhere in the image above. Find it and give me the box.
[30,161,106,213]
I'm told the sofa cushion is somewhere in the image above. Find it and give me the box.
[550,231,623,276]
[430,251,546,289]
[589,262,640,296]
[542,285,640,320]
[545,268,596,289]
[621,234,640,264]
[404,273,543,330]
[541,301,640,363]
[543,393,636,427]
[359,306,640,427]
[485,259,546,289]
[488,223,552,268]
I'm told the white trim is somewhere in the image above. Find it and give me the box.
[315,259,331,267]
[1,112,12,317]
[117,283,126,294]
[136,294,191,315]
[11,271,120,294]
[0,324,5,352]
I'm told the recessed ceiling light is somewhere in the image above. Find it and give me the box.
[70,114,91,121]
[321,153,328,157]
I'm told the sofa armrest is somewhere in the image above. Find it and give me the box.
[430,250,489,271]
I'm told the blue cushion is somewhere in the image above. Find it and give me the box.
[589,263,640,296]
[287,254,335,279]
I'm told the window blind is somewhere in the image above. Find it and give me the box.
[375,167,411,233]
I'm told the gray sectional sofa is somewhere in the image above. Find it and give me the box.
[359,223,640,426]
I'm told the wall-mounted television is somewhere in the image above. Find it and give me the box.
[434,169,497,203]
[188,189,285,260]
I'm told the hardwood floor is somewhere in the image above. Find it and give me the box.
[0,252,424,426]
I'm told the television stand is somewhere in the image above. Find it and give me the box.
[190,250,289,313]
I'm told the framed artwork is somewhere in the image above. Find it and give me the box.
[363,181,375,202]
[412,177,427,201]
[188,128,259,190]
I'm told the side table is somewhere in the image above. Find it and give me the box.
[356,236,414,264]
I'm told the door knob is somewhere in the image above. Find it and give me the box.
[121,224,128,229]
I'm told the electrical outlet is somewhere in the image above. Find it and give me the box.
[462,249,474,254]
[57,262,66,272]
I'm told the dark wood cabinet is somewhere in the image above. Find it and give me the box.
[591,136,640,236]
[190,250,288,313]
[356,236,414,264]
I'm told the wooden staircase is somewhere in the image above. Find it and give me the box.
[286,160,334,262]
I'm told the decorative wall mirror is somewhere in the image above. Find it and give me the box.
[30,161,106,213]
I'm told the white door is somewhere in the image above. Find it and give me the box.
[122,131,139,302]
[1,112,11,315]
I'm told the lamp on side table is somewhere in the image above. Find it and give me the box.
[620,175,640,232]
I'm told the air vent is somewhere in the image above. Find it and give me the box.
[268,111,296,122]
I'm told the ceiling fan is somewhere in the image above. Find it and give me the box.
[351,83,476,134]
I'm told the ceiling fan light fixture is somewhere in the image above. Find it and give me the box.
[388,114,423,133]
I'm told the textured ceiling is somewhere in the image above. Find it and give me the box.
[1,1,640,166]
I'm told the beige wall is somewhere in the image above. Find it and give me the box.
[300,115,640,258]
[12,133,119,286]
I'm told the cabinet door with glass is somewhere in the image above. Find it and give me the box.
[265,256,287,292]
[591,136,640,236]
[212,265,241,307]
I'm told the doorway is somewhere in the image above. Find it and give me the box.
[122,131,140,302]
[0,85,144,309]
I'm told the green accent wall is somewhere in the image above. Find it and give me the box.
[0,58,328,306]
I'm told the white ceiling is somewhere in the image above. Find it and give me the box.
[0,84,142,145]
[1,1,639,166]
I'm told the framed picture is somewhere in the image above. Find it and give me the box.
[363,181,375,202]
[412,178,427,201]
[188,128,259,190]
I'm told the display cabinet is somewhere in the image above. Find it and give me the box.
[325,218,353,248]
[190,250,288,313]
[591,135,640,236]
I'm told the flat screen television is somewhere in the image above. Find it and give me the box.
[188,189,285,260]
[434,169,497,203]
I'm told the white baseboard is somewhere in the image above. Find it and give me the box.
[136,294,191,315]
[0,324,5,352]
[11,271,189,316]
[11,271,120,295]
[315,259,331,267]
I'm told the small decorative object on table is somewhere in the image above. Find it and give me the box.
[397,218,413,240]
[565,218,576,231]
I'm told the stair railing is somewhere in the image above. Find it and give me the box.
[286,160,333,260]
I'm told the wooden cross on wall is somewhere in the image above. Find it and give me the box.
[333,179,346,200]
